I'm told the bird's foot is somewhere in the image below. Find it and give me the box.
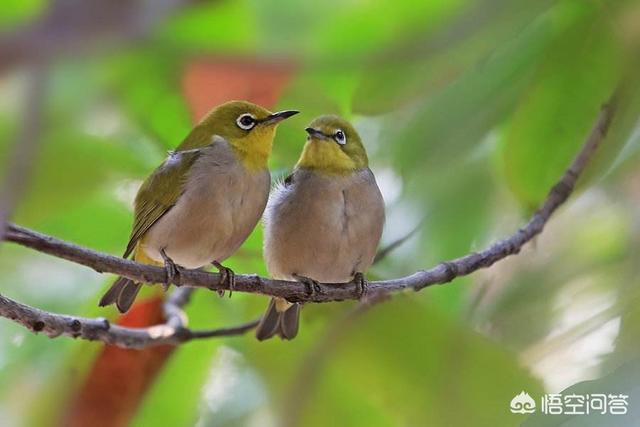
[212,261,235,298]
[293,273,319,300]
[160,248,180,292]
[352,272,368,300]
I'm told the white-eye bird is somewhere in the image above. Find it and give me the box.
[256,115,385,340]
[100,101,298,313]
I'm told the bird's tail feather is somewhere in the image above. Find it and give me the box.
[255,298,300,341]
[98,276,142,314]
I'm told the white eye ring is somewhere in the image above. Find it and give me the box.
[334,129,346,145]
[236,113,256,130]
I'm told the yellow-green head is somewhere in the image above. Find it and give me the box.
[179,100,298,170]
[297,115,368,175]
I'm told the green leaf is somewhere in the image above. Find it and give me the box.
[132,292,225,427]
[0,0,45,28]
[352,0,558,114]
[244,297,543,426]
[159,1,257,54]
[13,128,152,227]
[102,52,193,149]
[382,1,564,174]
[252,0,463,62]
[502,1,621,208]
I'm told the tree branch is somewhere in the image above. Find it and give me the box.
[0,290,259,349]
[0,0,209,72]
[0,94,618,347]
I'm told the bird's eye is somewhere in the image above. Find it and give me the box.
[334,129,346,145]
[236,113,256,130]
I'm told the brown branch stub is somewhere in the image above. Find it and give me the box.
[0,93,619,348]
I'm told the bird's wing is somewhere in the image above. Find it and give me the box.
[122,147,205,258]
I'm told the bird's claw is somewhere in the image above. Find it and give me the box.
[352,272,368,299]
[212,261,235,298]
[160,248,180,292]
[293,274,319,299]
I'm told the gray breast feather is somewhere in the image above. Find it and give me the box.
[141,138,270,268]
[263,167,384,282]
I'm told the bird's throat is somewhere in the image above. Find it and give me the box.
[296,140,356,175]
[229,129,275,171]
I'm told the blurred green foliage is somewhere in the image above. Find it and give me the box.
[1,0,640,426]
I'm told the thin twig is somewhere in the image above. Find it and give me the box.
[373,219,424,265]
[0,94,618,347]
[162,287,193,329]
[0,292,259,349]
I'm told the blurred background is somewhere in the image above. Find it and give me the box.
[0,0,640,426]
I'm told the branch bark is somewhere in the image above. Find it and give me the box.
[0,94,618,347]
[0,290,259,349]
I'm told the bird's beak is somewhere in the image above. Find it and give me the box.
[261,110,299,125]
[305,127,331,140]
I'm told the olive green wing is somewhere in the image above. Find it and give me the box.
[122,148,202,258]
